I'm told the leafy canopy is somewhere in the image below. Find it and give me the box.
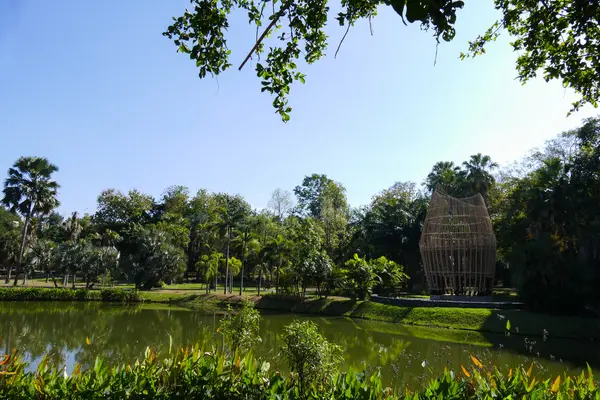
[164,0,600,121]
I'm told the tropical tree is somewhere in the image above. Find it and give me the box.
[79,245,120,289]
[0,208,19,282]
[187,190,219,280]
[424,161,462,194]
[214,194,251,294]
[227,256,242,293]
[370,256,409,296]
[462,153,499,200]
[265,234,293,294]
[196,251,223,293]
[1,157,60,285]
[165,1,600,121]
[232,219,259,295]
[23,239,59,287]
[126,228,186,289]
[62,211,82,242]
[342,254,379,300]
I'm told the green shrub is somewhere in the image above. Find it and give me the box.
[0,345,598,399]
[219,301,261,356]
[99,288,142,303]
[281,320,342,398]
[0,287,140,303]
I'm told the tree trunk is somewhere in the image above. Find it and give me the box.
[13,209,32,287]
[239,246,246,296]
[276,255,281,295]
[72,274,76,289]
[50,273,58,288]
[258,270,262,296]
[6,266,12,284]
[224,226,230,295]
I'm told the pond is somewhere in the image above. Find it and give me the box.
[1,301,599,388]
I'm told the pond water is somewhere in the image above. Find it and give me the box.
[1,302,599,388]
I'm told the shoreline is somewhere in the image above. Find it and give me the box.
[1,287,599,340]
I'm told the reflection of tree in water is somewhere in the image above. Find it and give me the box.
[0,303,221,372]
[0,303,597,387]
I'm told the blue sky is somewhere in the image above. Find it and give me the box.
[0,0,596,215]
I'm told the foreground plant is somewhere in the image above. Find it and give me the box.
[0,341,598,399]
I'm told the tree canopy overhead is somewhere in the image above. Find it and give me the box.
[164,0,600,121]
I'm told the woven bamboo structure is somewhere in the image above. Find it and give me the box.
[419,187,496,296]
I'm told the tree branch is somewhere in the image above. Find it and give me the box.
[239,1,293,71]
[335,25,351,59]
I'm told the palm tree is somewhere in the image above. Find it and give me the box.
[25,239,59,288]
[232,221,262,295]
[2,157,60,285]
[254,262,270,296]
[266,234,293,295]
[425,161,461,194]
[462,153,498,200]
[62,211,82,241]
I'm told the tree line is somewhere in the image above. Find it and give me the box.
[2,117,600,314]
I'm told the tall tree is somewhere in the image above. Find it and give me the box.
[462,153,498,200]
[1,157,60,285]
[268,188,294,220]
[294,174,334,219]
[187,190,219,280]
[214,193,251,294]
[0,208,19,282]
[165,1,600,121]
[265,233,294,295]
[232,217,260,295]
[424,161,462,194]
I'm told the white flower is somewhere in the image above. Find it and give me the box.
[63,365,68,379]
[421,360,427,368]
[450,370,455,379]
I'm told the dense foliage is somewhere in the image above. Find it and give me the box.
[0,319,598,399]
[164,0,600,121]
[0,287,141,302]
[2,117,600,314]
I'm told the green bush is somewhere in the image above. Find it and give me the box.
[99,288,142,302]
[0,287,140,303]
[0,345,597,399]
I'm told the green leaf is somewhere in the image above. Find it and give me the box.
[405,0,428,23]
[506,320,511,331]
[390,0,406,20]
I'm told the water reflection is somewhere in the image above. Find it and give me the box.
[0,302,598,387]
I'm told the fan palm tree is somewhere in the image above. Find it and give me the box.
[62,211,82,242]
[425,161,462,194]
[462,153,498,200]
[2,157,60,285]
[24,239,59,288]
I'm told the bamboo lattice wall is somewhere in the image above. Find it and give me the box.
[419,187,496,296]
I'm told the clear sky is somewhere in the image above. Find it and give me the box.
[0,0,596,215]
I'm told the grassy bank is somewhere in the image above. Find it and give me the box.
[172,293,600,339]
[2,287,599,339]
